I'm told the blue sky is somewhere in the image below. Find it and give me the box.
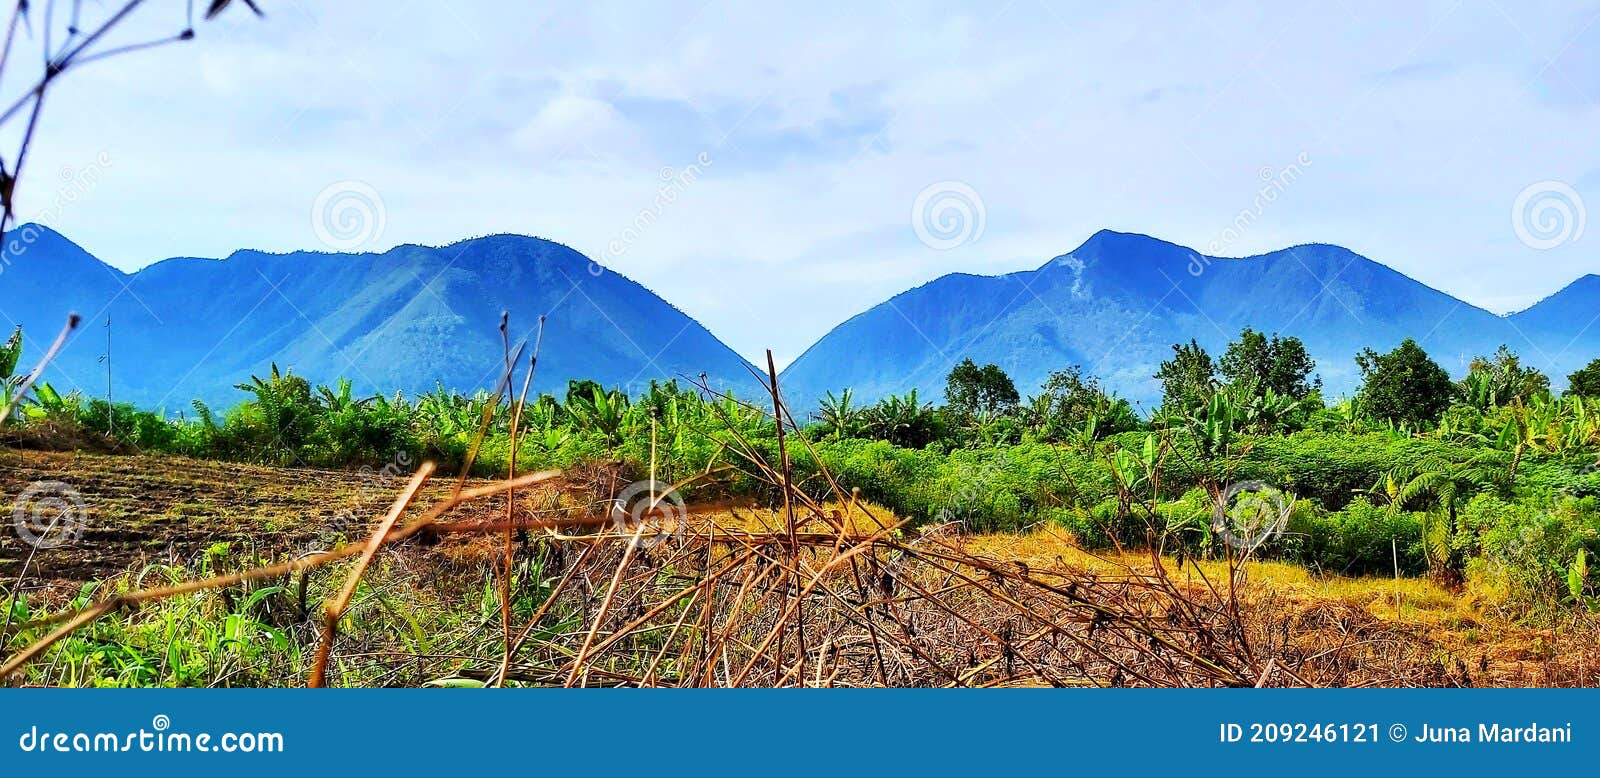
[12,1,1600,365]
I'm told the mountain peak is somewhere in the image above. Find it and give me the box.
[1064,230,1197,268]
[0,229,755,408]
[785,229,1600,409]
[8,221,62,239]
[4,221,82,254]
[1075,229,1169,252]
[0,221,123,278]
[1511,272,1600,323]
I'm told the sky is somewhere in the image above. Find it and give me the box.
[9,0,1600,367]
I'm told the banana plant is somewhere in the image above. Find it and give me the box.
[568,384,629,448]
[0,326,22,422]
[20,382,78,420]
[1075,413,1100,452]
[1568,549,1597,612]
[528,414,571,453]
[1192,392,1236,460]
[1108,433,1161,519]
[817,389,864,439]
[1490,395,1567,487]
[317,378,373,413]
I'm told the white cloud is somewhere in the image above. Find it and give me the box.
[512,93,636,160]
[7,0,1600,364]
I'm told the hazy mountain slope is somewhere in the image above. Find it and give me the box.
[1509,275,1600,377]
[781,231,1579,412]
[0,226,757,410]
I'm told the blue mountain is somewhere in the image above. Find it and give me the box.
[779,230,1596,412]
[0,225,757,410]
[1508,274,1600,360]
[10,226,1596,416]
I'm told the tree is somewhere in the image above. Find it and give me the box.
[1461,345,1549,408]
[1568,358,1600,398]
[944,359,1019,417]
[1354,339,1457,428]
[1031,365,1138,441]
[1219,328,1319,400]
[1154,340,1217,415]
[233,363,319,464]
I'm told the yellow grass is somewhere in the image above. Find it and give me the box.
[961,527,1471,628]
[683,504,1470,630]
[691,498,902,535]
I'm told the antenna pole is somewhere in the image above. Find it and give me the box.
[105,316,112,437]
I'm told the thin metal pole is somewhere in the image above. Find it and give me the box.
[104,315,112,436]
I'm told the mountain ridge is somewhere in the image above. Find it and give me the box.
[0,224,758,411]
[779,230,1598,411]
[6,224,1597,415]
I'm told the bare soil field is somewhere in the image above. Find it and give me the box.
[0,448,475,587]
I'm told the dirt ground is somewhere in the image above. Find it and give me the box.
[0,448,486,587]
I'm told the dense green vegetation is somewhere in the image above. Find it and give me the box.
[5,325,1600,618]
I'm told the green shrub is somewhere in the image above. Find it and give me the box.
[1456,494,1600,613]
[1278,497,1425,575]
